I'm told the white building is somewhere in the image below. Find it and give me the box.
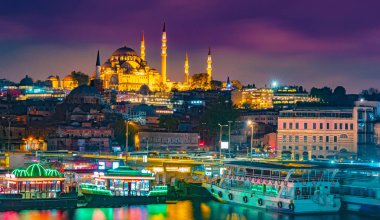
[277,106,375,161]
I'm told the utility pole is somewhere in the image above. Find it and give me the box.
[228,121,232,156]
[248,120,255,162]
[218,123,227,161]
[125,120,129,159]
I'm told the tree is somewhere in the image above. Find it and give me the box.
[231,80,243,90]
[70,71,89,85]
[310,87,332,102]
[200,97,240,148]
[159,115,179,132]
[333,86,346,96]
[210,80,223,90]
[114,119,139,150]
[191,73,209,89]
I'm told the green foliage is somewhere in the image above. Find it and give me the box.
[159,115,179,132]
[361,88,380,101]
[211,80,223,90]
[309,86,353,106]
[191,73,209,89]
[114,119,138,149]
[200,97,240,146]
[231,80,243,90]
[70,71,89,85]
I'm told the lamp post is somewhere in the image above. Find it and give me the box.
[228,121,232,156]
[247,120,255,161]
[2,116,14,152]
[218,123,227,161]
[125,120,129,157]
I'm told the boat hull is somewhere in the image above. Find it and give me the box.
[82,193,167,207]
[203,183,341,214]
[341,195,380,216]
[0,194,78,211]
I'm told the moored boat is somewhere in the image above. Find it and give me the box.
[338,166,380,216]
[203,161,341,214]
[79,166,167,207]
[0,163,77,211]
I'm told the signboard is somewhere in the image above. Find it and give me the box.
[221,141,229,149]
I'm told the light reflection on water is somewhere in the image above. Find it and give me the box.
[0,200,369,220]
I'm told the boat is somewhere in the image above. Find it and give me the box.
[79,166,167,207]
[202,161,341,214]
[338,166,380,216]
[0,163,77,211]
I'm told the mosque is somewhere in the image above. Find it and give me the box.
[93,23,213,92]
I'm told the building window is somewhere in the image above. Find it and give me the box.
[350,123,353,130]
[304,123,308,129]
[345,123,348,130]
[303,146,307,151]
[319,136,323,142]
[334,146,337,150]
[289,146,292,150]
[289,136,293,142]
[283,122,287,129]
[326,123,330,129]
[283,135,287,142]
[295,136,299,142]
[283,146,286,150]
[304,136,308,142]
[326,136,329,142]
[313,123,316,129]
[339,123,343,129]
[334,123,337,129]
[334,136,337,142]
[296,123,299,129]
[289,123,293,129]
[320,123,323,129]
[295,146,299,150]
[326,146,329,150]
[313,136,316,143]
[312,146,316,150]
[319,146,323,150]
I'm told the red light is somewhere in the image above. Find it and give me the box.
[198,141,205,146]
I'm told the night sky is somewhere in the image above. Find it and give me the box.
[1,0,380,93]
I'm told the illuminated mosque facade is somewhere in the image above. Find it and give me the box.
[95,23,213,92]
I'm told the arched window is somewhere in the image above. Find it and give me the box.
[318,155,324,158]
[340,134,348,139]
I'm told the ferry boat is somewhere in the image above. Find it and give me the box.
[79,166,167,207]
[338,166,380,215]
[203,161,341,214]
[0,163,77,211]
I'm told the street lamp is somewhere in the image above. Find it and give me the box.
[2,116,15,152]
[247,120,255,161]
[228,121,232,155]
[218,123,228,161]
[125,120,130,157]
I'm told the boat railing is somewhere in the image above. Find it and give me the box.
[226,173,336,183]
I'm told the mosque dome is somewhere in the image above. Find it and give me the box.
[112,46,138,57]
[65,85,103,105]
[19,75,33,86]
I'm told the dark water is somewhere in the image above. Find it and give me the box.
[0,200,374,220]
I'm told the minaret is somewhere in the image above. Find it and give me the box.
[96,50,101,79]
[226,76,231,89]
[207,47,212,83]
[184,52,189,84]
[161,22,167,84]
[140,32,145,60]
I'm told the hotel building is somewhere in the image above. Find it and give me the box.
[277,106,375,160]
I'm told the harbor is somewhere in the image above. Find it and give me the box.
[0,151,378,217]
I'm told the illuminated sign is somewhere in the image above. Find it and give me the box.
[221,141,229,149]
